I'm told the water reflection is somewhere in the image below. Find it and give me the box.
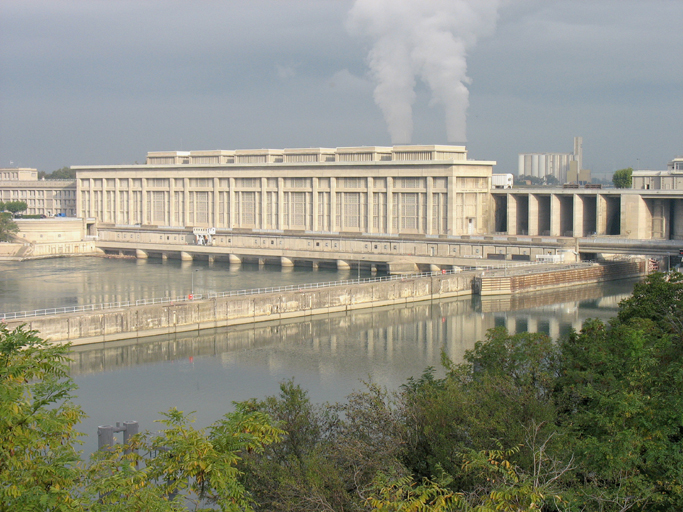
[68,278,637,455]
[0,257,368,313]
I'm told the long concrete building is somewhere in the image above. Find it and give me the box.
[74,145,495,238]
[0,168,77,217]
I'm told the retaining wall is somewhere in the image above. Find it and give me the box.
[7,272,474,345]
[476,260,645,296]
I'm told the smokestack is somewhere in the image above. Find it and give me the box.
[347,0,503,144]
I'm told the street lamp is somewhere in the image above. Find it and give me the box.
[191,269,201,297]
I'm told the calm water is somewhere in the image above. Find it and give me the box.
[0,257,638,455]
[0,257,369,313]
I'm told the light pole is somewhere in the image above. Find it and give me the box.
[191,269,201,297]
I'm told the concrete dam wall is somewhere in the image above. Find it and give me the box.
[9,272,475,346]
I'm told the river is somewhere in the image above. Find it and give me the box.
[0,256,637,455]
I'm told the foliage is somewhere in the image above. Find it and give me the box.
[83,406,284,512]
[39,167,76,180]
[0,213,19,241]
[6,274,683,511]
[3,200,28,217]
[612,167,633,188]
[0,324,85,511]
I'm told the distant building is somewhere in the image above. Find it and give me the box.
[632,157,683,190]
[518,136,583,183]
[73,145,496,237]
[0,168,77,217]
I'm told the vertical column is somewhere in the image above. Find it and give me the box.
[573,194,584,237]
[183,178,190,227]
[426,177,433,235]
[312,177,319,232]
[277,177,284,230]
[89,179,94,218]
[169,177,175,227]
[550,194,561,237]
[673,200,683,240]
[114,178,120,225]
[507,194,517,235]
[214,177,220,228]
[596,194,606,235]
[386,177,394,235]
[366,177,374,234]
[330,177,337,232]
[141,178,148,225]
[228,178,235,228]
[528,194,539,236]
[260,178,267,230]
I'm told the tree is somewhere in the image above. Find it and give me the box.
[0,324,86,511]
[0,324,284,512]
[612,167,633,188]
[0,213,19,242]
[39,167,76,180]
[3,200,28,218]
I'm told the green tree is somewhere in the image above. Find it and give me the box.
[39,167,76,180]
[4,200,28,217]
[612,167,633,188]
[0,213,19,241]
[0,324,86,511]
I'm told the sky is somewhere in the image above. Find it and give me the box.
[0,0,681,178]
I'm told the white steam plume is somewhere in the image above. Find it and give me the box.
[348,0,503,144]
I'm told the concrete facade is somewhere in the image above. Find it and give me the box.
[73,145,495,238]
[0,168,77,217]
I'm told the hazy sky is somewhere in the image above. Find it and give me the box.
[1,0,681,177]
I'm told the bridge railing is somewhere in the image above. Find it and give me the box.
[0,261,546,321]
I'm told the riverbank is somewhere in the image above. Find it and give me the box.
[2,260,646,345]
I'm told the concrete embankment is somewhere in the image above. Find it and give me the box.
[3,261,647,346]
[6,271,475,346]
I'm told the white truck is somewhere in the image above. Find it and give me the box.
[491,173,514,189]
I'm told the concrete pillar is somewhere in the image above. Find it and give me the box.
[208,255,215,265]
[426,177,433,235]
[528,194,539,236]
[621,194,648,239]
[168,178,175,226]
[228,178,235,229]
[387,177,394,235]
[161,253,168,261]
[184,178,190,227]
[673,200,683,240]
[281,256,294,267]
[312,177,319,232]
[573,194,584,237]
[336,259,350,270]
[228,254,242,265]
[507,194,517,235]
[550,194,561,237]
[330,178,337,232]
[366,177,374,233]
[429,264,441,272]
[180,251,193,261]
[136,249,148,259]
[277,178,285,230]
[596,195,607,235]
[141,178,148,225]
[258,258,265,267]
[114,178,120,225]
[311,261,319,270]
[215,178,221,228]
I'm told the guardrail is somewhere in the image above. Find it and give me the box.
[0,261,547,321]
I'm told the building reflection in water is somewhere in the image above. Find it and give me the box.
[68,278,636,455]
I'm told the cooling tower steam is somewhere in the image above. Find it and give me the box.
[348,0,502,144]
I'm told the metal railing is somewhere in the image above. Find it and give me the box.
[0,261,546,321]
[0,262,560,320]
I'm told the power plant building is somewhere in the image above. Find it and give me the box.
[518,137,583,183]
[73,145,496,237]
